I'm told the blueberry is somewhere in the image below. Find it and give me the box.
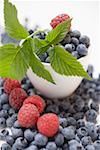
[24,129,36,142]
[46,142,57,150]
[39,53,48,62]
[60,34,71,45]
[13,120,21,128]
[94,140,100,150]
[0,93,9,104]
[27,89,35,96]
[77,127,88,139]
[6,114,17,127]
[86,122,98,141]
[62,127,75,140]
[87,65,94,77]
[70,30,81,38]
[28,29,34,35]
[6,135,15,146]
[76,44,88,56]
[2,104,11,110]
[59,100,71,112]
[1,143,11,150]
[55,133,64,146]
[0,78,4,87]
[85,145,95,150]
[74,98,85,112]
[45,57,50,63]
[14,137,28,149]
[0,87,4,95]
[0,110,8,118]
[73,112,84,120]
[81,136,92,147]
[85,109,97,123]
[77,119,85,128]
[8,108,16,116]
[65,44,74,53]
[22,84,29,91]
[0,129,9,140]
[0,117,6,128]
[25,145,38,150]
[69,140,84,150]
[79,35,90,47]
[59,117,67,127]
[46,105,59,114]
[71,37,79,46]
[72,51,80,59]
[90,102,99,112]
[34,133,48,146]
[63,143,68,150]
[11,127,23,139]
[66,117,76,126]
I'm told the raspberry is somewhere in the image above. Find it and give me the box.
[23,95,45,113]
[9,88,27,110]
[18,104,40,128]
[50,14,70,28]
[4,78,21,94]
[37,113,59,137]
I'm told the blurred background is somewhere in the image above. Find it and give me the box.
[0,0,100,77]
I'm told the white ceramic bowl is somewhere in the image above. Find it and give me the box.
[27,51,91,99]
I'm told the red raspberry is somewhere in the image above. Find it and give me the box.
[50,14,70,28]
[37,113,59,137]
[23,95,45,113]
[4,78,21,94]
[9,88,27,110]
[18,104,40,128]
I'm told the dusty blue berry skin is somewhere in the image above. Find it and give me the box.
[90,102,99,112]
[24,129,37,142]
[65,44,74,52]
[59,117,67,128]
[69,140,84,150]
[66,117,76,126]
[81,136,92,147]
[55,133,64,146]
[0,110,8,118]
[8,108,15,116]
[0,117,6,128]
[77,127,88,139]
[46,142,57,150]
[94,140,100,150]
[45,57,50,63]
[14,137,28,149]
[86,109,97,123]
[79,35,90,47]
[85,145,95,150]
[70,30,81,38]
[76,44,88,56]
[71,37,79,46]
[6,114,17,127]
[0,93,9,104]
[0,129,9,140]
[0,87,4,96]
[13,120,21,128]
[25,145,38,150]
[1,143,11,150]
[74,98,85,112]
[2,104,10,110]
[62,127,75,140]
[77,119,85,128]
[34,133,48,146]
[11,127,23,139]
[86,122,98,141]
[72,51,79,59]
[6,135,15,146]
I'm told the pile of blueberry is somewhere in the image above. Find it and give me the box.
[0,65,100,150]
[28,29,90,63]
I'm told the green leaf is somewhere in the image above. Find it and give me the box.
[21,38,55,84]
[0,44,27,79]
[49,45,91,79]
[46,18,72,45]
[4,0,29,40]
[32,38,50,55]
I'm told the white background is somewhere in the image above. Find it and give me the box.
[0,0,100,77]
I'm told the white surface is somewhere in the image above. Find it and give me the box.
[27,51,90,98]
[0,0,100,77]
